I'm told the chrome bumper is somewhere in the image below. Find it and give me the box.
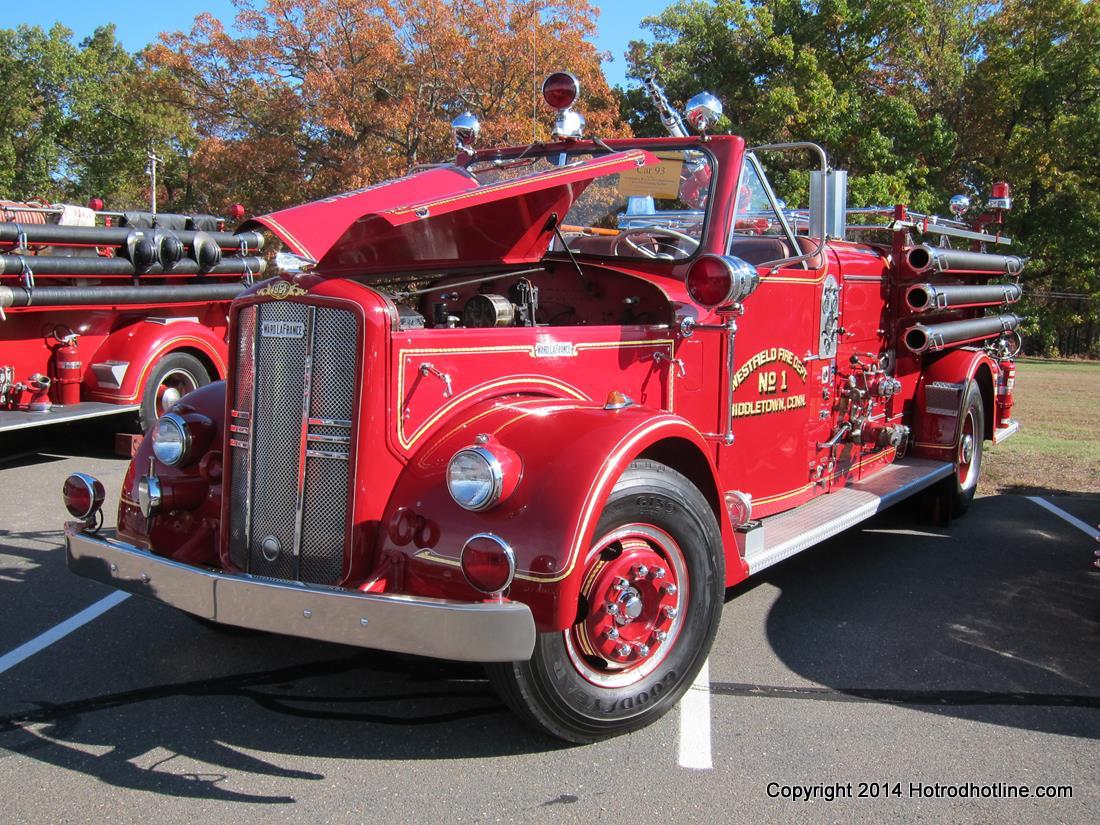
[65,527,536,662]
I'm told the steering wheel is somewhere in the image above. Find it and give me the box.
[611,226,700,259]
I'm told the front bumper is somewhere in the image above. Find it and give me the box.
[65,526,536,662]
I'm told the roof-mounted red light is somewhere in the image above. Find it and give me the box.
[686,254,760,308]
[542,72,580,111]
[229,203,246,221]
[989,181,1012,211]
[87,197,104,212]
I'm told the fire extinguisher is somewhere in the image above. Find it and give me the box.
[50,326,82,406]
[997,356,1016,426]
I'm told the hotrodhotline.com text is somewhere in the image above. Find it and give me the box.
[766,782,1074,802]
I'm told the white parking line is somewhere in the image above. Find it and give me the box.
[0,591,130,677]
[678,657,713,770]
[1027,496,1100,540]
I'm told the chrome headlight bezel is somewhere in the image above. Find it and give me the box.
[151,412,191,466]
[446,446,504,512]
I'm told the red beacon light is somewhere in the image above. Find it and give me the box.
[989,181,1012,211]
[87,197,104,212]
[686,254,760,309]
[228,203,247,221]
[542,71,580,110]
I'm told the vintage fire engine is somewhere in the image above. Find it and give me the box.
[0,203,265,434]
[62,74,1023,742]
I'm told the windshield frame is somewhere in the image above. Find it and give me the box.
[463,140,719,267]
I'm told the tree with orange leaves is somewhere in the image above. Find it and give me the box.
[145,0,627,214]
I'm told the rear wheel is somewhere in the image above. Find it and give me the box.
[487,459,724,742]
[924,379,984,520]
[138,352,211,431]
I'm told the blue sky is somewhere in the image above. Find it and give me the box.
[0,1,672,87]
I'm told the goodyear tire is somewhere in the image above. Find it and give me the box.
[487,459,724,743]
[138,352,211,432]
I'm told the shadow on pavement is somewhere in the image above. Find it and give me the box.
[749,494,1100,739]
[0,622,564,803]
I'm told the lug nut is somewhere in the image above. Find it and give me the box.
[614,577,630,590]
[662,583,678,596]
[606,602,620,615]
[617,643,632,658]
[635,643,650,657]
[633,564,649,579]
[652,567,666,579]
[663,605,678,619]
[653,630,668,643]
[605,627,620,640]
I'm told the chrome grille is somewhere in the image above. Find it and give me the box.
[228,302,357,584]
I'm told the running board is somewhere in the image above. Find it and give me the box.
[742,457,954,574]
[0,402,138,433]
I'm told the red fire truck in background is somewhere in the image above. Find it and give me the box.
[0,201,266,434]
[62,74,1024,742]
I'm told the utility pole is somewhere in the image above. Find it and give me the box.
[147,148,161,216]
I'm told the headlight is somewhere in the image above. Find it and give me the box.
[151,413,191,466]
[447,447,502,511]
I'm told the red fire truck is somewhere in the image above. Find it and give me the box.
[62,74,1023,742]
[0,203,265,434]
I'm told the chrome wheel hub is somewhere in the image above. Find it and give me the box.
[960,433,974,465]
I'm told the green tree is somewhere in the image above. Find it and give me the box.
[0,23,196,210]
[622,0,986,209]
[0,24,75,200]
[966,0,1100,355]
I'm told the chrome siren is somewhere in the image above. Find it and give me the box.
[451,111,481,155]
[684,92,723,134]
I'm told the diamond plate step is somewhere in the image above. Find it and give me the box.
[743,457,954,574]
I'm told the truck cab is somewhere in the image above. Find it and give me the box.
[62,75,1023,742]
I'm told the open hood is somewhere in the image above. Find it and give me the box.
[250,149,655,276]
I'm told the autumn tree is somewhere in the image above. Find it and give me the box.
[145,0,627,213]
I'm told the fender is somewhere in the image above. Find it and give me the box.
[911,347,999,457]
[117,381,226,565]
[376,397,737,631]
[84,315,229,403]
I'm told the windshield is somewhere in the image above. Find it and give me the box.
[470,148,712,261]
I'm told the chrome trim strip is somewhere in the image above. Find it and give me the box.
[243,312,259,570]
[306,433,351,444]
[307,417,352,428]
[293,306,317,567]
[306,448,350,460]
[65,527,536,662]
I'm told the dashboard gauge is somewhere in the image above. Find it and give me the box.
[463,294,515,328]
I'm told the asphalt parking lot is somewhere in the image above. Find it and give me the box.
[1,420,1098,824]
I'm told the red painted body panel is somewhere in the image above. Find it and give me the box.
[0,300,230,413]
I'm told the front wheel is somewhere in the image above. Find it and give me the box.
[487,459,724,742]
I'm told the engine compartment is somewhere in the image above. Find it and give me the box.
[378,260,672,331]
